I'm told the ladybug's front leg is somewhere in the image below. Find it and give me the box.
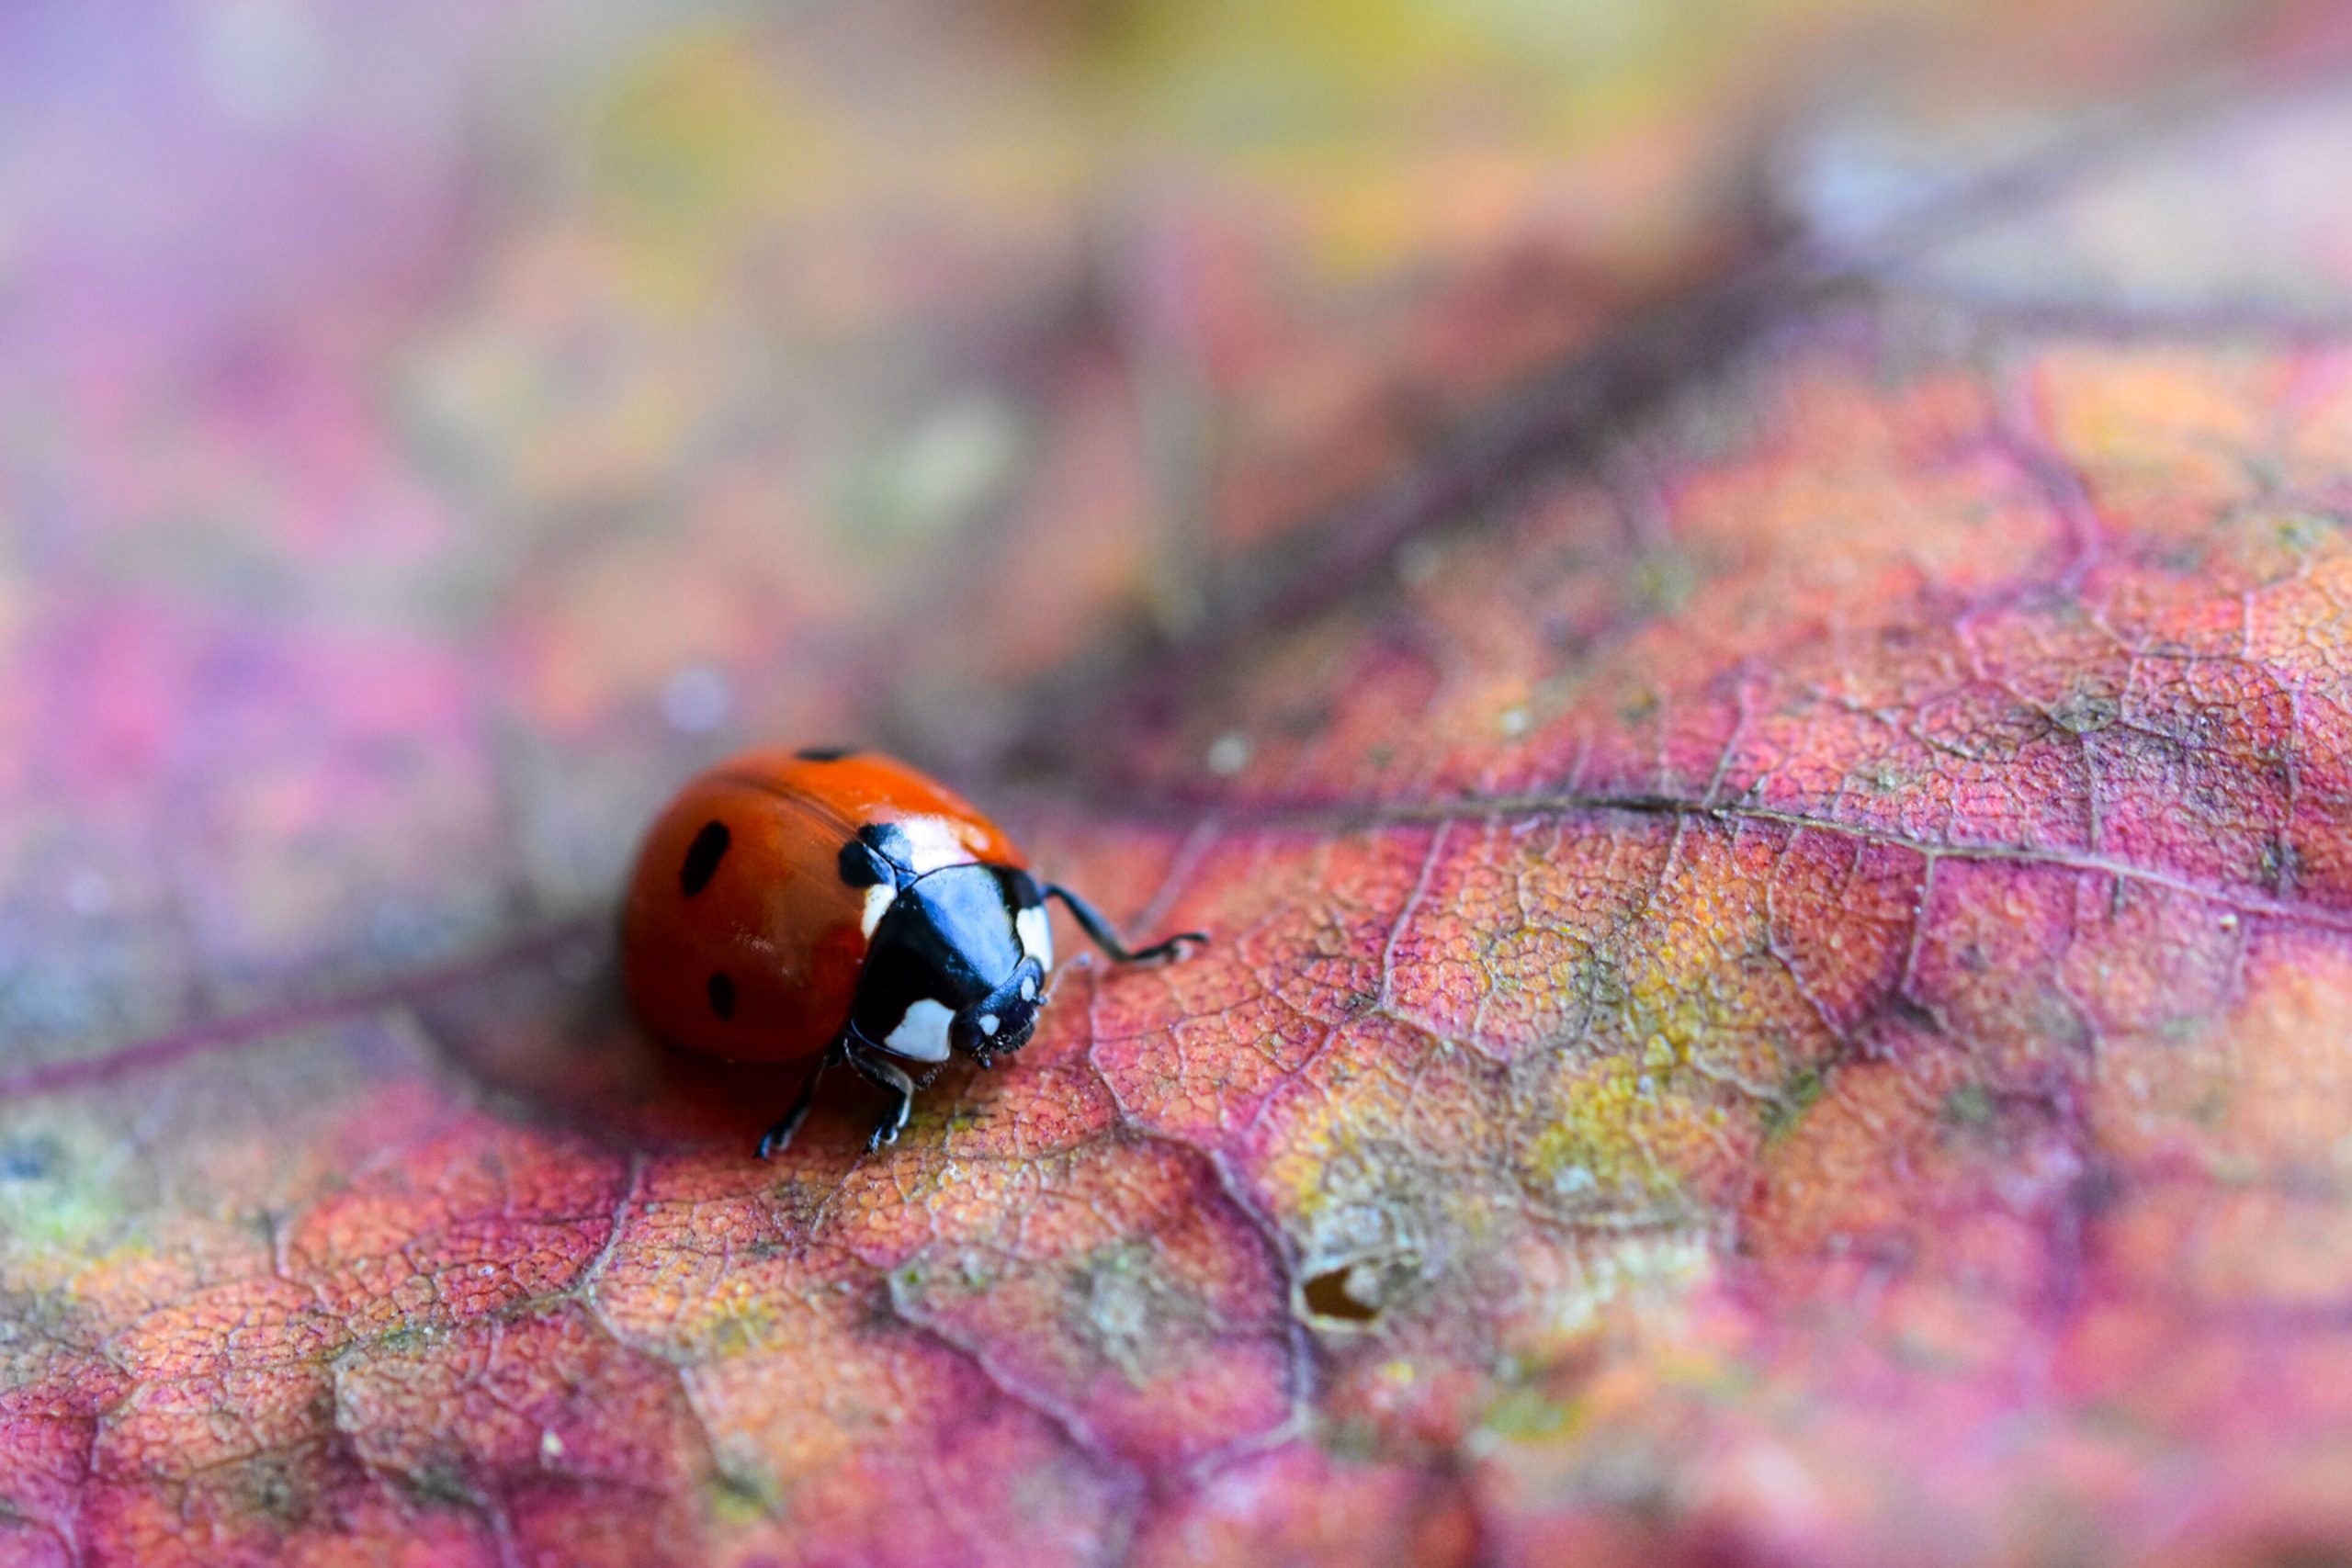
[1044,884,1206,965]
[842,1041,917,1151]
[755,1042,843,1159]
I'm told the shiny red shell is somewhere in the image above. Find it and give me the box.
[620,750,1026,1064]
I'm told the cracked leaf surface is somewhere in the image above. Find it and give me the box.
[8,5,2352,1566]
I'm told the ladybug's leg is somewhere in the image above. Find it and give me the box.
[842,1040,917,1151]
[1044,885,1207,965]
[756,1041,843,1159]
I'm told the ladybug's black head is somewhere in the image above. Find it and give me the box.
[848,863,1055,1068]
[950,954,1046,1066]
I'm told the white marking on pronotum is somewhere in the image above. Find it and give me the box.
[978,1014,1001,1037]
[896,816,978,875]
[884,998,955,1063]
[1015,906,1053,971]
[860,883,896,938]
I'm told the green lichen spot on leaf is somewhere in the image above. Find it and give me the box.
[1940,1083,1996,1130]
[1632,551,1698,616]
[2272,511,2335,555]
[707,1466,784,1528]
[404,1465,477,1510]
[1759,1065,1826,1141]
[2048,688,2120,736]
[1480,1384,1580,1443]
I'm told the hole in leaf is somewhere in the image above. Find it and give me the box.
[1301,1264,1382,1324]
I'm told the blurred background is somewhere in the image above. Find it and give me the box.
[2,0,2346,1056]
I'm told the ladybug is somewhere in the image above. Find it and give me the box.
[621,747,1204,1156]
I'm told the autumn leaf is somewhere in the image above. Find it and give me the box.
[10,3,2352,1566]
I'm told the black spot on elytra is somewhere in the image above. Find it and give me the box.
[707,972,738,1021]
[796,746,858,762]
[679,820,730,897]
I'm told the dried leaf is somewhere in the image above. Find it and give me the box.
[6,5,2352,1566]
